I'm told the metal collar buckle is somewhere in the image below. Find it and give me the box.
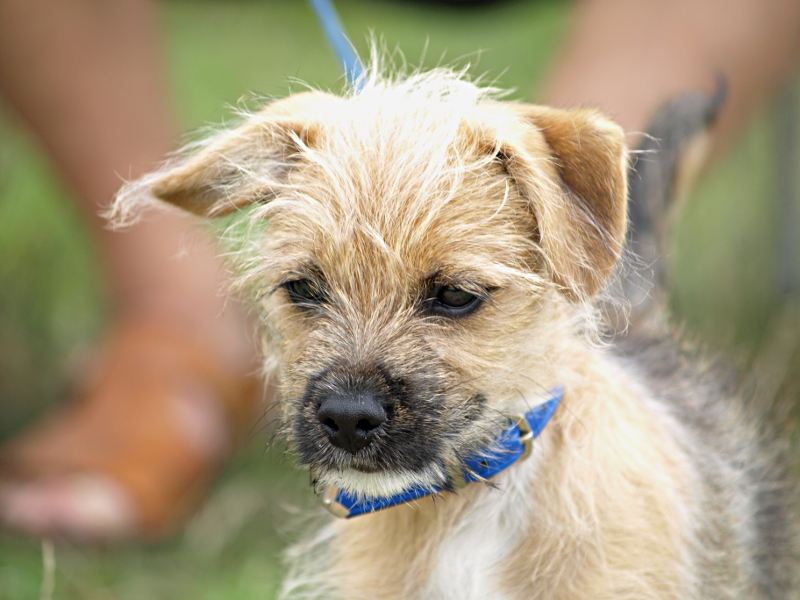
[322,485,350,518]
[513,413,534,462]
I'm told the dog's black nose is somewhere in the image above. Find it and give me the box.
[317,393,386,454]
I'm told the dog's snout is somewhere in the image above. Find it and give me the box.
[317,393,386,454]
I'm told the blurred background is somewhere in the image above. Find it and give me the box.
[0,0,798,597]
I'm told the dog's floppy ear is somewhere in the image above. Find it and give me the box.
[496,104,628,300]
[112,91,340,223]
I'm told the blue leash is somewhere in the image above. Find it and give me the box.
[323,388,563,518]
[307,0,365,86]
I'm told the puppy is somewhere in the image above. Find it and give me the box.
[112,69,800,599]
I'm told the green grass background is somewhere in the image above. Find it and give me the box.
[0,0,797,597]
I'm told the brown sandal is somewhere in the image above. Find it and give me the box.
[0,320,265,541]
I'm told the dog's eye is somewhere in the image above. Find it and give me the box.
[426,285,482,317]
[438,287,476,308]
[285,279,326,306]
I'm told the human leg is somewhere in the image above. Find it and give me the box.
[0,0,264,540]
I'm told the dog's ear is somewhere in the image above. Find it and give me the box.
[112,92,341,222]
[493,104,628,300]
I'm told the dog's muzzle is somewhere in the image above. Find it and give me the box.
[321,387,563,518]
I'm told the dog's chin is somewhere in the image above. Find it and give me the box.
[315,463,447,500]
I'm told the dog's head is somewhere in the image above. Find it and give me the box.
[113,72,627,498]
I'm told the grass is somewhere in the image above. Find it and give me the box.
[0,443,314,600]
[0,0,797,597]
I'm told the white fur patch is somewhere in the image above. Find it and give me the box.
[316,464,445,499]
[422,434,544,599]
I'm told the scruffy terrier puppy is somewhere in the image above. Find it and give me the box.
[112,70,799,599]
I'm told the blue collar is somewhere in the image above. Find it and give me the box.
[321,387,563,518]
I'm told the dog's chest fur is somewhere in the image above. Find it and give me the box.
[422,442,542,600]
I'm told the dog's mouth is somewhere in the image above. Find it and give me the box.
[292,366,493,497]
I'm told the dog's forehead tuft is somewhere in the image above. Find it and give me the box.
[265,155,537,291]
[259,80,541,282]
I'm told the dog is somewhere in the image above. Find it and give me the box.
[111,68,800,599]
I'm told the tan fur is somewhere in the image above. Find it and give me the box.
[501,352,691,599]
[111,67,799,599]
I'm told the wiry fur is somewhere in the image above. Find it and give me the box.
[111,66,799,599]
